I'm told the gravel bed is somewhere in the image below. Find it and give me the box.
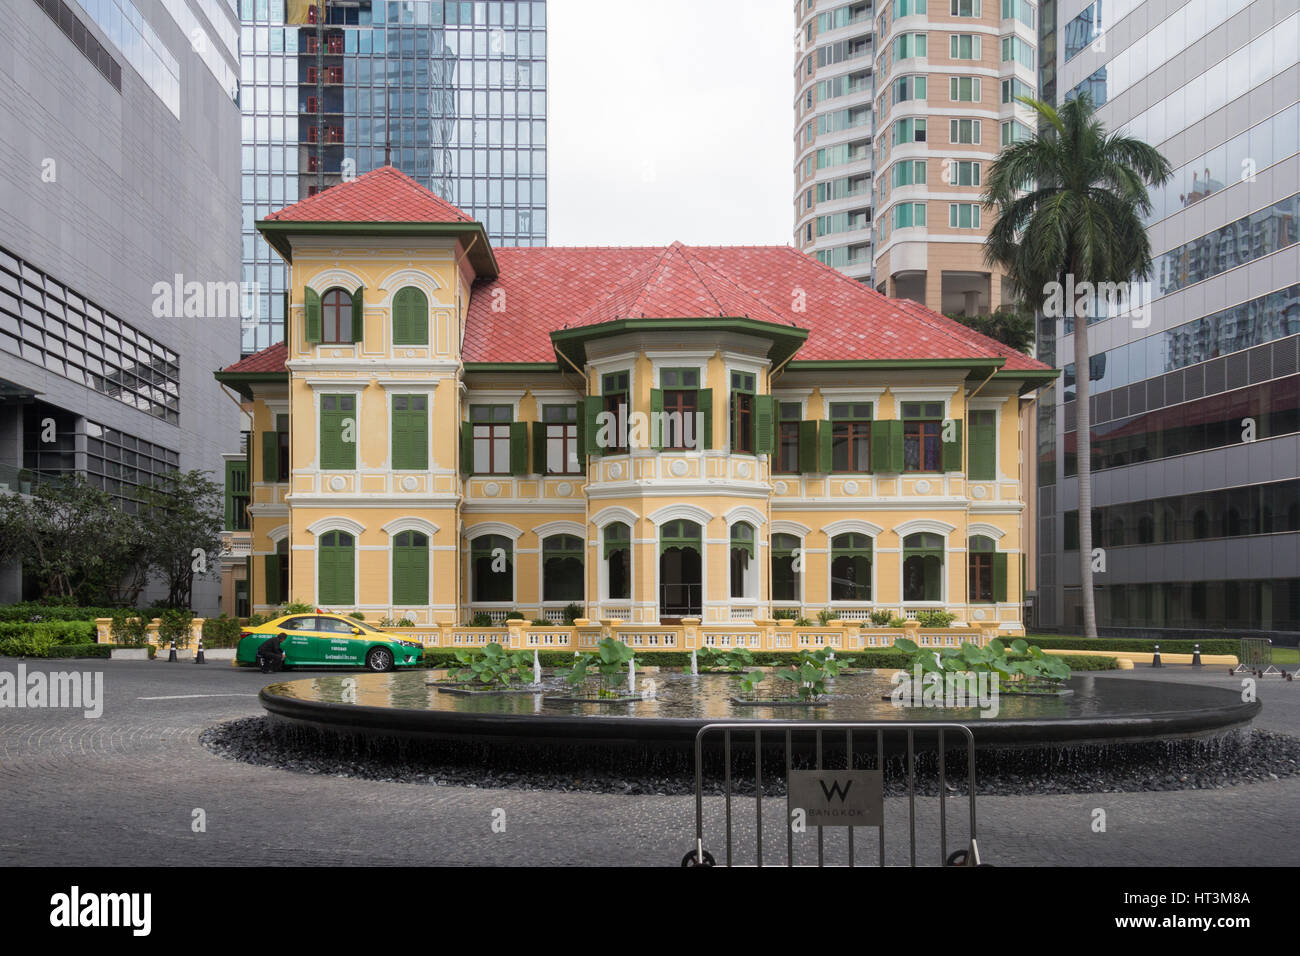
[202,717,1300,797]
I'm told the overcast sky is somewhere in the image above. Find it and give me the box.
[547,0,793,247]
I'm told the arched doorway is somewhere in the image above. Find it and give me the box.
[659,519,702,619]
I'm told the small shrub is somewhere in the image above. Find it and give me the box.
[468,613,495,628]
[817,609,840,625]
[530,618,549,627]
[888,617,907,628]
[109,610,149,647]
[916,610,957,628]
[396,617,415,627]
[562,603,584,625]
[773,608,798,621]
[348,611,367,621]
[794,616,814,627]
[202,613,242,649]
[247,613,268,627]
[157,609,194,649]
[283,600,314,614]
[0,633,59,657]
[869,609,895,626]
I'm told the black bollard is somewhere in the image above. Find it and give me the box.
[1191,643,1202,667]
[167,636,177,663]
[195,634,206,664]
[1151,643,1163,667]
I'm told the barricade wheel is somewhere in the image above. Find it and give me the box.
[681,848,716,867]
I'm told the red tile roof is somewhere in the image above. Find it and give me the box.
[464,244,1050,371]
[219,341,287,374]
[262,166,474,224]
[217,245,1051,376]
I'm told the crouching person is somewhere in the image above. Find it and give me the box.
[257,633,286,673]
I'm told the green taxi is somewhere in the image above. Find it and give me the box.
[236,613,423,672]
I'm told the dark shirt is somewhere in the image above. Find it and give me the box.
[256,634,285,659]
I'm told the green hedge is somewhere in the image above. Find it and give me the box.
[0,603,116,623]
[1022,635,1239,656]
[0,642,156,659]
[0,621,97,644]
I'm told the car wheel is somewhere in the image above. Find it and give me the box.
[366,647,394,673]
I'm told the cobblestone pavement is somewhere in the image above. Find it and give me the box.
[1,657,1297,866]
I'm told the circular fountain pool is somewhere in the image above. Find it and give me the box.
[258,669,1258,752]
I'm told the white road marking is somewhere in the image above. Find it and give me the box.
[136,694,260,700]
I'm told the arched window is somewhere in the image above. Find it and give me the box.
[771,533,802,603]
[392,530,429,605]
[542,534,584,603]
[392,286,429,346]
[318,530,355,605]
[967,535,998,603]
[471,534,513,603]
[729,522,755,598]
[604,522,631,601]
[903,532,944,602]
[830,532,872,601]
[322,288,353,343]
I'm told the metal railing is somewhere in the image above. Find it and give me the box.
[685,721,979,868]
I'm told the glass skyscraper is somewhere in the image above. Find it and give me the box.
[238,0,548,353]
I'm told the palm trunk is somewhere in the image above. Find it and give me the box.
[1070,268,1100,640]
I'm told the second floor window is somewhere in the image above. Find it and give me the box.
[830,402,872,472]
[471,405,512,475]
[544,404,581,474]
[730,371,756,454]
[322,289,352,343]
[776,402,802,474]
[903,401,944,471]
[660,367,700,449]
[602,371,629,454]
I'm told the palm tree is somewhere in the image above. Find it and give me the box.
[984,94,1171,640]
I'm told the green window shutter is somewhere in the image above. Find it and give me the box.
[224,463,234,528]
[509,421,529,475]
[281,290,289,345]
[351,286,365,343]
[798,419,818,473]
[392,287,428,346]
[969,421,996,479]
[392,401,428,470]
[264,554,280,606]
[755,395,775,455]
[459,421,473,476]
[942,419,963,472]
[304,286,321,343]
[650,388,663,450]
[320,400,356,470]
[818,420,833,473]
[224,461,247,529]
[697,389,713,449]
[993,551,1008,603]
[583,395,604,457]
[319,539,355,605]
[873,420,904,473]
[532,420,548,473]
[393,543,430,605]
[262,430,279,482]
[574,401,587,464]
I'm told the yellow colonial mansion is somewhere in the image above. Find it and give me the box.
[214,166,1054,636]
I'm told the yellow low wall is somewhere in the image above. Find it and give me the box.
[381,618,1007,653]
[1041,648,1237,669]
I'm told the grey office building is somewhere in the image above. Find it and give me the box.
[0,0,244,610]
[238,0,548,354]
[1034,0,1300,638]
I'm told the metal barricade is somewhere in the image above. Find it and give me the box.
[682,721,981,867]
[1234,638,1280,676]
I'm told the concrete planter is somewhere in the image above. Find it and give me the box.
[201,648,236,661]
[109,647,150,661]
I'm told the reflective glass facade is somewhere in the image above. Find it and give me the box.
[239,0,547,353]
